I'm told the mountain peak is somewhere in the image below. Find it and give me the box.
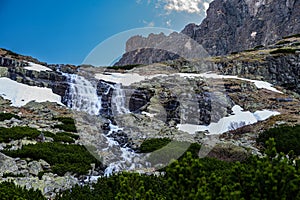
[116,0,300,66]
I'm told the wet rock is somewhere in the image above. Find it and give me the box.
[129,88,153,113]
[97,80,114,120]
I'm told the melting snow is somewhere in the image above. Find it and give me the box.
[97,72,282,93]
[177,105,280,134]
[24,62,52,72]
[254,110,280,121]
[95,73,166,86]
[0,78,62,107]
[178,73,283,93]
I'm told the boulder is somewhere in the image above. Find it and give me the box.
[0,153,18,175]
[28,161,43,176]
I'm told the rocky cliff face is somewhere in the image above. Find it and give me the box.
[116,0,300,65]
[0,56,77,102]
[213,37,300,94]
[217,53,300,93]
[7,65,68,98]
[115,32,209,66]
[182,0,300,56]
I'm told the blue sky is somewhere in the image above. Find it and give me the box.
[0,0,211,66]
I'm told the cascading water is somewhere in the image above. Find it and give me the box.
[65,74,102,115]
[63,72,144,176]
[111,83,129,115]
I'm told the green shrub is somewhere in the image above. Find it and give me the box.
[57,173,166,200]
[43,131,76,143]
[2,143,102,176]
[146,141,191,167]
[0,113,21,121]
[139,138,171,153]
[257,125,300,155]
[57,132,79,140]
[53,117,77,132]
[58,139,300,200]
[0,181,45,200]
[0,126,40,143]
[37,171,45,180]
[2,173,25,178]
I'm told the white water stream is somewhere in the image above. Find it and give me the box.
[64,73,142,176]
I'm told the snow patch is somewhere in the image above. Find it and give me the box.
[96,72,282,93]
[24,62,52,72]
[254,110,280,121]
[95,73,166,86]
[0,77,62,107]
[178,73,283,94]
[177,105,280,134]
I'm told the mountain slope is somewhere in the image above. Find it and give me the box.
[116,0,300,66]
[182,0,300,56]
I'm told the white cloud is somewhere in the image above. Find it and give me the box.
[158,0,212,14]
[203,2,209,11]
[164,0,201,13]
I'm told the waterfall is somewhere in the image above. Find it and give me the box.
[65,74,102,115]
[111,83,129,115]
[63,72,141,176]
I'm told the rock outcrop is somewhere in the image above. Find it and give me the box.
[182,0,300,56]
[0,48,46,65]
[218,53,300,94]
[0,57,72,101]
[213,38,300,94]
[116,0,300,65]
[115,32,209,66]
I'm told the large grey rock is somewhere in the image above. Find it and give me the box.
[0,153,18,175]
[28,161,43,176]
